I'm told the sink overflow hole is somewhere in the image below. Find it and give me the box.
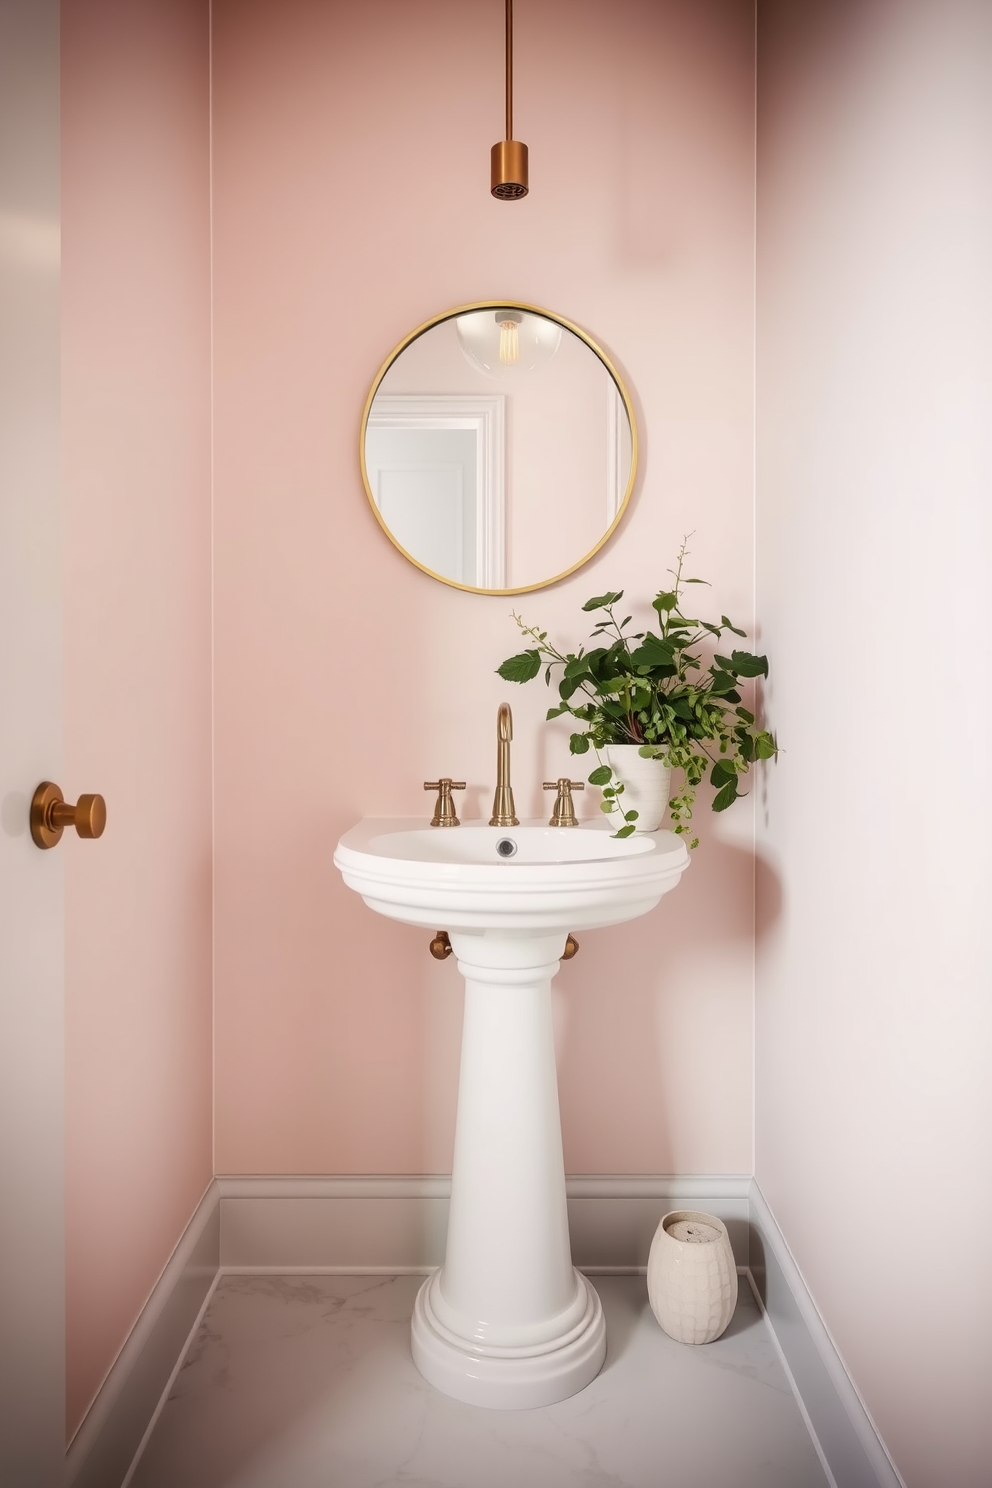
[495,838,517,858]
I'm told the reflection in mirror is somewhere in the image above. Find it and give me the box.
[361,305,635,594]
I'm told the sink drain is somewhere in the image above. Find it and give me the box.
[495,837,517,858]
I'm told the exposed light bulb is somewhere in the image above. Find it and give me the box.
[498,315,520,365]
[455,308,561,379]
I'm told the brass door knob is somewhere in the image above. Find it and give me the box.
[30,781,107,850]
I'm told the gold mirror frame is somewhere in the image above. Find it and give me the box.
[359,300,638,596]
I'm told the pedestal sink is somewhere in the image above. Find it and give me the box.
[333,818,688,1409]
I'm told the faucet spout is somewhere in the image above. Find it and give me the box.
[489,703,519,827]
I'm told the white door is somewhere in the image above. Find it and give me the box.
[366,425,478,584]
[365,395,506,588]
[0,1,65,1480]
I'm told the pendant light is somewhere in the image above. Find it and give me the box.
[491,0,528,199]
[455,307,561,377]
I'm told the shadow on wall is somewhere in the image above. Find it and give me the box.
[554,832,782,1175]
[755,852,783,942]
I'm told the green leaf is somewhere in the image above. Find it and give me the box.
[600,799,615,813]
[569,733,591,755]
[545,704,569,720]
[730,650,769,678]
[614,824,636,838]
[581,590,624,611]
[710,760,737,788]
[653,590,678,612]
[630,634,674,661]
[754,734,777,759]
[712,781,739,811]
[721,615,747,637]
[624,809,639,821]
[497,650,541,682]
[587,765,612,786]
[735,706,755,724]
[563,655,590,679]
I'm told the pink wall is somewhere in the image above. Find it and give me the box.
[755,1,992,1484]
[61,0,213,1438]
[212,0,757,1177]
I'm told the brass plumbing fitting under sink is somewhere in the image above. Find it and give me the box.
[430,928,578,961]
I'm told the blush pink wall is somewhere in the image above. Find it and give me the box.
[61,0,213,1439]
[755,1,992,1483]
[212,0,758,1177]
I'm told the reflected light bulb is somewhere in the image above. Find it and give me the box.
[496,312,522,365]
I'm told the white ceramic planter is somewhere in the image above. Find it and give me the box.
[602,745,672,832]
[646,1209,738,1345]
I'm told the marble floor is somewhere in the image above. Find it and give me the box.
[128,1272,830,1488]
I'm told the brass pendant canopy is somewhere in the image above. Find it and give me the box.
[491,139,529,200]
[492,0,528,199]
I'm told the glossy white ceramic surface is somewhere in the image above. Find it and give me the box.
[333,817,688,934]
[333,818,689,1408]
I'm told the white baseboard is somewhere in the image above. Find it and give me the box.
[68,1174,900,1488]
[215,1173,753,1272]
[66,1180,220,1488]
[747,1179,906,1488]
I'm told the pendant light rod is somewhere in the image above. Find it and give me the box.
[505,0,513,141]
[491,0,529,199]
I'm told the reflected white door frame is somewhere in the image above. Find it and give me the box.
[367,394,506,589]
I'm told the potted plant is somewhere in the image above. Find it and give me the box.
[496,541,777,845]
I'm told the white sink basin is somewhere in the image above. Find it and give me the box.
[333,816,689,1411]
[334,817,688,933]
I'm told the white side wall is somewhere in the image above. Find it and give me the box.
[755,3,992,1485]
[0,2,64,1478]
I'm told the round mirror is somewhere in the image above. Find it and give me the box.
[360,302,637,595]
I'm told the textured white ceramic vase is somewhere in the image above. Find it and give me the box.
[602,745,672,832]
[646,1210,738,1345]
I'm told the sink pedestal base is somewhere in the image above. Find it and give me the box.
[411,930,606,1410]
[412,1266,604,1410]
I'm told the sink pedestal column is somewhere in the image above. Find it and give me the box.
[411,930,605,1409]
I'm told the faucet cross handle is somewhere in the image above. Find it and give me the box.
[544,778,585,827]
[424,778,466,827]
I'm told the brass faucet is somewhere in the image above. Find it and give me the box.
[543,778,584,827]
[489,702,519,826]
[424,778,466,827]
